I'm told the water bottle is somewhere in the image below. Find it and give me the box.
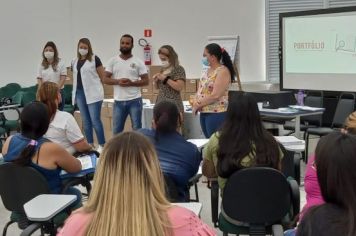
[297,90,304,106]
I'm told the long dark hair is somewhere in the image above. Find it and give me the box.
[313,132,356,236]
[205,43,236,82]
[14,102,50,166]
[217,92,280,178]
[41,41,59,71]
[153,101,181,140]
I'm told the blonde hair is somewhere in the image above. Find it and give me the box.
[158,45,180,68]
[345,112,356,135]
[77,38,94,62]
[37,81,59,120]
[84,132,172,236]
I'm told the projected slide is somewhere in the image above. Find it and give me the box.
[285,14,356,74]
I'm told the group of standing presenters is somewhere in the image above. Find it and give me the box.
[36,34,235,150]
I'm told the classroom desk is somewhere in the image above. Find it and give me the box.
[143,104,324,139]
[172,202,203,216]
[260,108,325,138]
[24,194,77,221]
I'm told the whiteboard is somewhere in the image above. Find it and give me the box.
[207,35,240,66]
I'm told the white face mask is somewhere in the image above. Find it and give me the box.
[161,60,170,68]
[44,51,54,59]
[78,48,88,56]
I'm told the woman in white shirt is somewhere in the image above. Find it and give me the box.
[38,81,93,154]
[71,38,106,151]
[37,41,67,110]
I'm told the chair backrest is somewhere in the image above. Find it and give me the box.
[5,83,21,93]
[63,85,73,104]
[0,163,50,212]
[279,143,295,179]
[21,91,36,107]
[222,167,291,224]
[163,174,180,203]
[302,91,324,126]
[332,93,355,128]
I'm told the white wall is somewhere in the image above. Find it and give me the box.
[0,0,266,87]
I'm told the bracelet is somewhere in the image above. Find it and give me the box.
[162,76,170,85]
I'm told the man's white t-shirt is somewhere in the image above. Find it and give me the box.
[44,110,84,154]
[37,60,67,88]
[106,56,147,101]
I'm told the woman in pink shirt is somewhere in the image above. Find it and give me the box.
[300,111,356,220]
[58,131,215,236]
[299,154,325,220]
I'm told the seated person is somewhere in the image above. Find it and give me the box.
[202,92,282,191]
[139,101,201,201]
[58,132,215,236]
[37,81,93,155]
[296,132,356,236]
[1,101,82,206]
[299,111,356,221]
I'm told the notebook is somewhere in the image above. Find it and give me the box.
[60,153,97,178]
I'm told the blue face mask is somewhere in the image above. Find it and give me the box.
[202,57,209,66]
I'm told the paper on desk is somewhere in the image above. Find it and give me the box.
[289,105,324,111]
[77,155,94,169]
[187,139,209,149]
[60,155,95,176]
[275,136,305,145]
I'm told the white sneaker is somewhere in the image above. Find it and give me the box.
[96,145,103,153]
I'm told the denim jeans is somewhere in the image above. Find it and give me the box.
[58,89,65,111]
[64,186,82,209]
[113,97,142,134]
[75,88,105,145]
[199,112,226,138]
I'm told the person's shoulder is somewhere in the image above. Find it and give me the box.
[168,206,216,235]
[53,110,73,122]
[132,56,145,65]
[107,55,118,64]
[58,59,66,66]
[58,209,93,236]
[40,141,66,155]
[175,65,185,71]
[209,132,220,143]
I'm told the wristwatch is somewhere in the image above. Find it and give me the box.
[163,76,171,85]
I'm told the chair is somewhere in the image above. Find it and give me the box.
[0,163,70,236]
[63,85,75,114]
[305,92,355,162]
[279,143,301,185]
[164,174,181,202]
[283,90,324,139]
[217,167,299,236]
[4,83,21,95]
[21,91,36,107]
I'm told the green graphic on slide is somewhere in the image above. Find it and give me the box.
[285,14,356,74]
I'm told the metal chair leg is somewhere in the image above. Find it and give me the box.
[3,221,14,236]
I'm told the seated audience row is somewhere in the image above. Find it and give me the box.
[1,102,82,207]
[58,132,215,236]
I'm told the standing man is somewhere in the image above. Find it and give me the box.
[104,34,149,134]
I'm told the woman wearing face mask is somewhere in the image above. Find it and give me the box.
[153,45,186,114]
[37,41,67,110]
[193,43,235,138]
[71,38,106,152]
